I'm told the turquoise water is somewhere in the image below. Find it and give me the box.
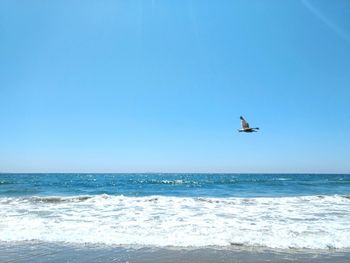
[1,173,350,197]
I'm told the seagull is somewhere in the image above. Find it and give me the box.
[238,116,259,133]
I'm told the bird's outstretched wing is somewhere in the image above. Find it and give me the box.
[240,116,249,129]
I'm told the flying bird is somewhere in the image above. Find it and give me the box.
[238,116,259,133]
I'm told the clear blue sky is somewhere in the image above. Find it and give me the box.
[1,0,349,173]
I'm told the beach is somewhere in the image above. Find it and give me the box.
[1,242,350,263]
[1,174,350,262]
[2,0,350,261]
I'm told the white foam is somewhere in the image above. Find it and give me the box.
[1,195,350,249]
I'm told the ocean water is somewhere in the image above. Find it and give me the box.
[1,173,350,250]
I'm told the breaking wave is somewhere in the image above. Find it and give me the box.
[1,194,350,249]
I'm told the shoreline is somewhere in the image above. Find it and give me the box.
[1,241,350,263]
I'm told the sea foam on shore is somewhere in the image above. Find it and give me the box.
[1,194,350,249]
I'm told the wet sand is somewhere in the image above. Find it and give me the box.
[1,242,350,263]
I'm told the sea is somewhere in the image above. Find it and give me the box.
[1,173,350,251]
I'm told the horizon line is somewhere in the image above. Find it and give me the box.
[1,172,349,175]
